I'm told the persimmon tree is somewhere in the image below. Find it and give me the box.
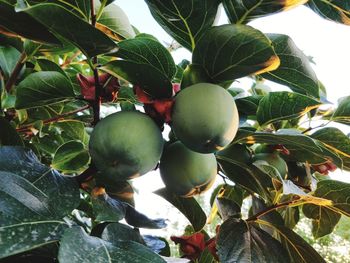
[0,0,350,262]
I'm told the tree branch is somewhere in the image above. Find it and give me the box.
[90,0,102,126]
[5,51,26,93]
[246,197,300,222]
[16,105,90,133]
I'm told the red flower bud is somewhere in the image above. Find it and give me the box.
[171,233,206,261]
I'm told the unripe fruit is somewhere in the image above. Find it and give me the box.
[252,153,288,177]
[89,111,164,183]
[172,83,239,153]
[160,141,217,197]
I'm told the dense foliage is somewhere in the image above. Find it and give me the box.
[0,0,350,262]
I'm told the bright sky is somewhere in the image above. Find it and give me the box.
[114,1,350,230]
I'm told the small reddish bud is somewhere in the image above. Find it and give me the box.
[171,233,206,261]
[77,73,120,102]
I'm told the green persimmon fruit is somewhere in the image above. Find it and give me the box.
[89,111,164,182]
[252,153,288,177]
[160,141,217,197]
[172,83,239,154]
[216,143,252,164]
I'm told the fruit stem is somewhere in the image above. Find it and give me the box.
[90,0,102,126]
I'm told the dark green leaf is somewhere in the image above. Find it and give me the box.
[36,58,67,77]
[102,37,175,98]
[0,0,61,45]
[303,180,350,238]
[101,222,143,244]
[142,235,167,255]
[15,71,75,109]
[261,34,320,98]
[257,220,326,263]
[222,0,306,24]
[92,193,126,222]
[235,95,263,116]
[22,3,118,57]
[198,248,215,263]
[124,203,167,229]
[53,120,90,145]
[97,3,135,40]
[192,24,280,83]
[216,197,241,221]
[52,141,90,173]
[306,0,350,25]
[0,221,68,259]
[282,206,300,229]
[233,129,343,167]
[217,155,272,201]
[303,203,341,238]
[0,146,80,222]
[256,92,321,125]
[145,0,221,50]
[311,127,350,171]
[0,117,23,146]
[331,96,350,124]
[217,218,290,263]
[155,188,207,232]
[58,227,166,263]
[210,184,244,207]
[0,45,22,79]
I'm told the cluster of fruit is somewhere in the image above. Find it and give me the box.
[89,83,239,197]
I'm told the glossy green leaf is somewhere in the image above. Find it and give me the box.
[302,180,350,238]
[306,0,350,25]
[261,34,321,98]
[0,0,61,45]
[0,117,23,146]
[145,0,221,50]
[22,3,118,57]
[198,248,216,263]
[0,221,68,259]
[257,92,321,125]
[0,45,22,79]
[154,188,207,232]
[0,146,80,222]
[311,127,350,171]
[233,129,343,167]
[210,184,245,208]
[235,95,263,116]
[217,218,290,263]
[222,0,307,24]
[303,203,341,238]
[216,155,272,201]
[192,24,280,83]
[52,141,90,173]
[257,220,326,263]
[101,222,143,244]
[58,227,166,263]
[53,120,90,145]
[92,193,126,222]
[36,58,67,77]
[331,96,350,124]
[102,37,175,98]
[97,3,135,40]
[124,204,167,229]
[15,71,76,109]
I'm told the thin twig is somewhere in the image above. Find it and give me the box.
[16,105,90,133]
[5,52,26,92]
[246,197,300,222]
[90,0,102,125]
